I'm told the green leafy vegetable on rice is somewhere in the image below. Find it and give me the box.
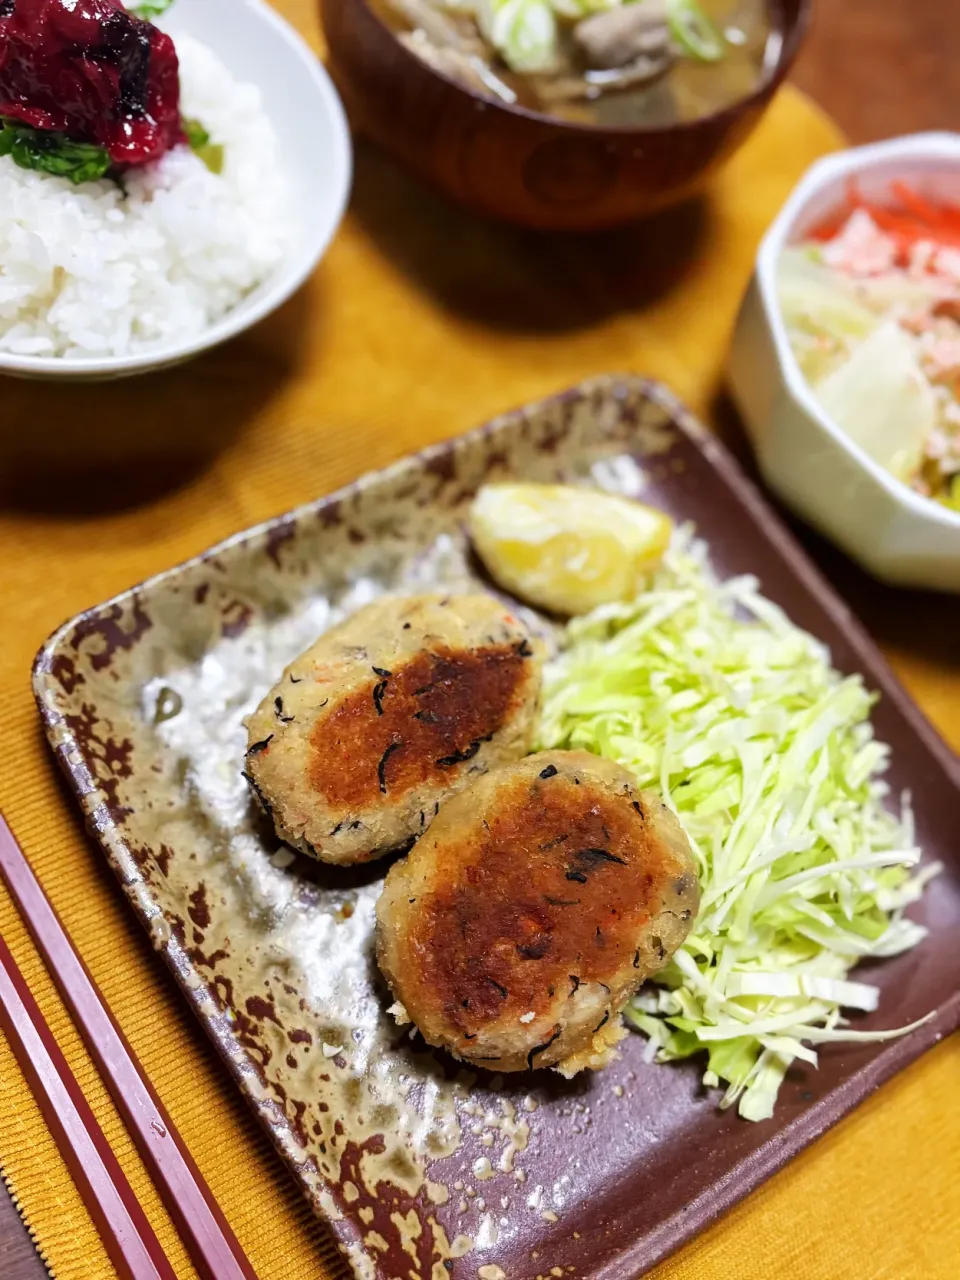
[130,0,175,19]
[0,112,225,182]
[538,527,937,1120]
[182,116,225,175]
[0,119,111,185]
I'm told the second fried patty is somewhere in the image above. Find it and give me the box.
[376,749,699,1074]
[243,594,543,864]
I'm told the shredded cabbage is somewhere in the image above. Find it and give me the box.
[538,528,938,1120]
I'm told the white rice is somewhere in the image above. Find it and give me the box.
[0,33,291,359]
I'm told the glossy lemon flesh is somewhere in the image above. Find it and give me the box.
[469,483,673,615]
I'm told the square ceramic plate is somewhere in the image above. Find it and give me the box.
[34,377,960,1280]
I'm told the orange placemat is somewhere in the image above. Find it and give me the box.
[1,4,958,1278]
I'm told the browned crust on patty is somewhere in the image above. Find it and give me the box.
[376,750,700,1073]
[411,773,670,1032]
[308,644,531,809]
[243,594,543,864]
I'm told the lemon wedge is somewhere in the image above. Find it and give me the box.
[469,483,673,616]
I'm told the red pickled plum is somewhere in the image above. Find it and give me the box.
[0,0,183,166]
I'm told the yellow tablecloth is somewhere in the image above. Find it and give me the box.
[1,3,958,1278]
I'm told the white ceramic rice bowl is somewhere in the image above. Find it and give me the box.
[0,0,352,381]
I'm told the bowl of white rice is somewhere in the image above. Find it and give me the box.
[0,0,352,380]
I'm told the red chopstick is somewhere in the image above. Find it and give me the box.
[0,933,177,1280]
[0,816,259,1280]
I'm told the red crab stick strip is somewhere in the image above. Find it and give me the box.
[0,932,176,1280]
[890,181,953,229]
[810,180,960,250]
[0,815,259,1280]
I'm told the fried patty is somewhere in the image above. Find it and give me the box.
[243,594,543,864]
[376,750,699,1074]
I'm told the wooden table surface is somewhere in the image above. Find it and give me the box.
[2,0,958,1275]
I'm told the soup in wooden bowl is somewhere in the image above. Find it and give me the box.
[320,0,809,229]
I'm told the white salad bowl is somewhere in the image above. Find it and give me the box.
[728,132,960,593]
[0,0,352,381]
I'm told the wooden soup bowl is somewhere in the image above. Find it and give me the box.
[319,0,811,230]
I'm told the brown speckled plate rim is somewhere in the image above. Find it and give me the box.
[31,376,960,1277]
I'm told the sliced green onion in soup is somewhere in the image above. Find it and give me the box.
[666,0,727,62]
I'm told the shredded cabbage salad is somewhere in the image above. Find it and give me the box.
[779,211,960,510]
[538,528,938,1119]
